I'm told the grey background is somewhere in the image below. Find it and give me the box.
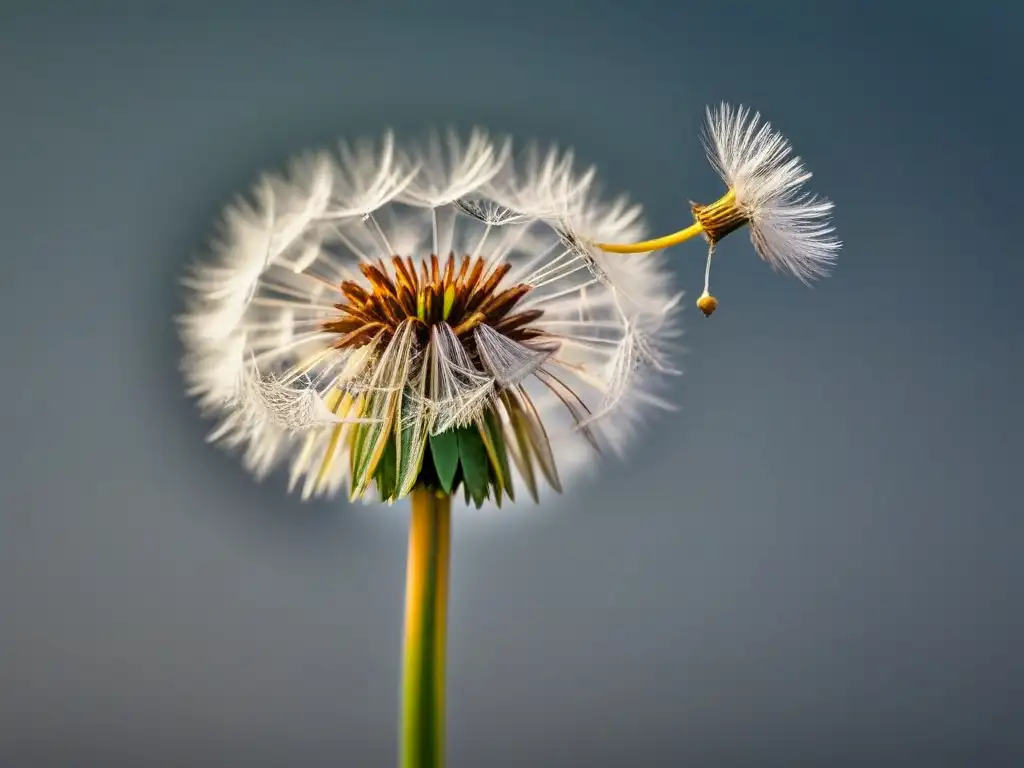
[1,1,1021,766]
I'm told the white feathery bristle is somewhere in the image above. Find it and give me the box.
[244,368,371,433]
[424,323,495,434]
[399,128,509,208]
[473,324,552,386]
[703,103,841,283]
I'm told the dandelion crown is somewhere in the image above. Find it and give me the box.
[179,104,838,507]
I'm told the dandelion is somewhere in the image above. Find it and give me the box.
[178,128,682,767]
[597,103,841,316]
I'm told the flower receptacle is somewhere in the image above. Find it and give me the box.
[690,189,747,246]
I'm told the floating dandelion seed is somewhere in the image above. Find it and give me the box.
[597,103,841,316]
[178,128,682,768]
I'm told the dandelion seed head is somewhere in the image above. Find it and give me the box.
[179,129,682,505]
[700,103,842,283]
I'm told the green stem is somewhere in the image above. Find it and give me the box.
[401,488,451,768]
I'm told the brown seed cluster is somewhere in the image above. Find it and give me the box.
[322,253,547,360]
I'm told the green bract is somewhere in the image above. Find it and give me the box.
[351,386,566,508]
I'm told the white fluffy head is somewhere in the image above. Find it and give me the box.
[178,129,683,504]
[703,103,841,283]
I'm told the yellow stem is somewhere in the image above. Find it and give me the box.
[401,488,452,768]
[595,220,705,254]
[594,189,748,255]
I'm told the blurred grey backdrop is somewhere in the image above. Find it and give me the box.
[1,1,1021,766]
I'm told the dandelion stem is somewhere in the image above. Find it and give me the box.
[594,220,704,254]
[401,488,452,768]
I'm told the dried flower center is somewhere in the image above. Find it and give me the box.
[312,253,566,507]
[322,253,544,359]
